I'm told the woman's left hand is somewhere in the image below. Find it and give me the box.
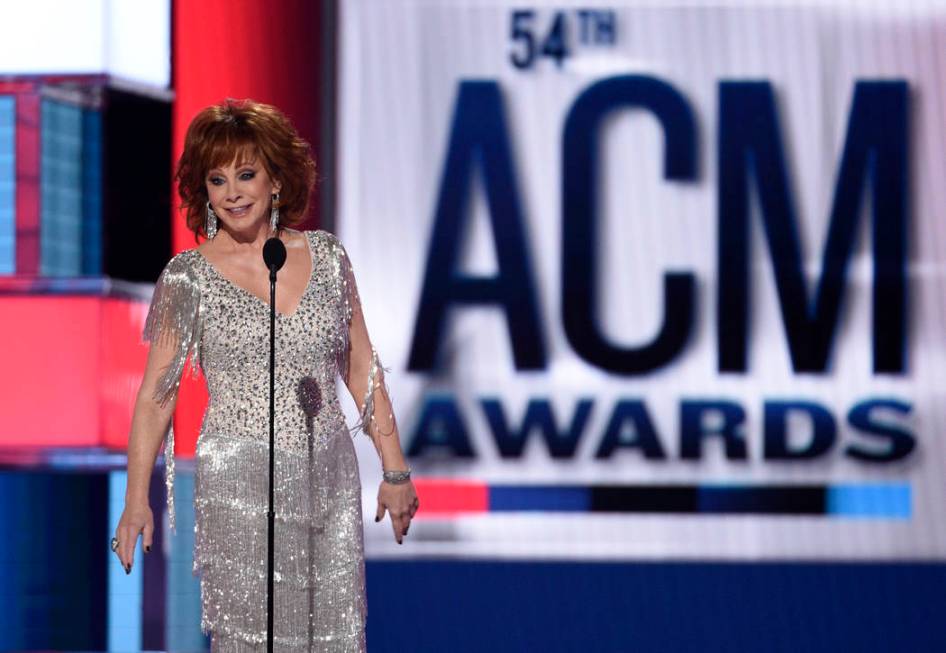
[376,478,419,544]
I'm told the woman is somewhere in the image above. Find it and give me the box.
[111,98,418,651]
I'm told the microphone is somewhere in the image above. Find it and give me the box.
[263,237,287,273]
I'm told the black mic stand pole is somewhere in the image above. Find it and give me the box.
[263,237,287,653]
[267,260,276,653]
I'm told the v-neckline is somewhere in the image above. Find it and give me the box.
[195,231,315,318]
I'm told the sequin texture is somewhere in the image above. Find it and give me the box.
[141,230,369,651]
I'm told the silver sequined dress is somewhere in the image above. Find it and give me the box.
[142,229,383,652]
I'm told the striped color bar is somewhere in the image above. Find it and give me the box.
[414,481,910,518]
[107,471,142,651]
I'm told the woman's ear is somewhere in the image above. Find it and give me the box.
[273,180,283,195]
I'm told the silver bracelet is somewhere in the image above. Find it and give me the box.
[382,467,411,484]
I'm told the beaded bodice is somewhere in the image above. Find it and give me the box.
[141,229,382,531]
[189,230,348,449]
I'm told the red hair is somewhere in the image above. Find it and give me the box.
[175,98,317,242]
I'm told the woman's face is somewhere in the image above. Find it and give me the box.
[205,152,282,235]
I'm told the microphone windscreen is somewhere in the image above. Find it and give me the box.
[263,237,287,271]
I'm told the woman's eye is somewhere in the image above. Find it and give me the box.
[207,171,253,185]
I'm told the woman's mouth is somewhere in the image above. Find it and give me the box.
[227,204,253,217]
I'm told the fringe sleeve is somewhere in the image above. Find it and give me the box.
[141,252,202,533]
[355,345,393,438]
[324,231,394,438]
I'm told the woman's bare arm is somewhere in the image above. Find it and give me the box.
[331,234,418,544]
[343,301,407,471]
[124,338,183,508]
[115,333,187,572]
[115,253,201,571]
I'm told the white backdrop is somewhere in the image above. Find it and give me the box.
[338,0,946,560]
[0,0,170,88]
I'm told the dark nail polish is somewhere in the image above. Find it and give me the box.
[144,546,150,553]
[375,516,379,522]
[125,566,130,574]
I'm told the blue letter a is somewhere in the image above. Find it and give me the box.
[407,81,546,371]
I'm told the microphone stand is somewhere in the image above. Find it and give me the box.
[263,237,287,653]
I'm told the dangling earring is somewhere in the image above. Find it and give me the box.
[270,192,280,234]
[206,201,218,239]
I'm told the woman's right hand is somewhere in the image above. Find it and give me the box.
[114,502,154,574]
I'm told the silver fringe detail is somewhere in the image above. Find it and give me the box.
[193,430,367,649]
[325,231,357,387]
[351,346,394,438]
[321,232,396,439]
[165,424,176,532]
[141,252,202,533]
[359,347,381,433]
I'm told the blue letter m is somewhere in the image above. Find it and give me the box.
[718,81,909,373]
